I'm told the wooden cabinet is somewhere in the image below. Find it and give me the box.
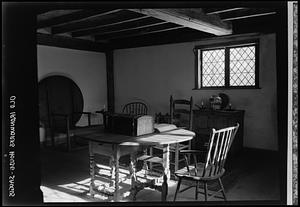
[192,109,245,157]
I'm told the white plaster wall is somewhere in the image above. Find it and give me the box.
[114,34,278,151]
[37,45,107,126]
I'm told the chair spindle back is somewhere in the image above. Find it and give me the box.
[202,124,239,177]
[122,102,148,115]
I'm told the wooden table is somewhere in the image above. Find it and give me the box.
[80,126,195,202]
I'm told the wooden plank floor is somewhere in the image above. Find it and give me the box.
[40,146,281,203]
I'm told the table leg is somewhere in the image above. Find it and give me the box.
[89,142,95,197]
[149,146,153,170]
[162,144,170,201]
[110,156,115,187]
[129,152,138,201]
[112,144,120,201]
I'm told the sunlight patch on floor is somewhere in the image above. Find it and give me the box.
[41,165,179,202]
[41,185,88,202]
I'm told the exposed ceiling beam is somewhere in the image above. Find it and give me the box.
[51,9,122,34]
[95,22,169,36]
[206,8,246,15]
[95,24,184,41]
[38,10,80,21]
[128,8,232,36]
[222,12,277,21]
[72,17,165,37]
[37,33,108,52]
[36,9,53,15]
[71,16,150,37]
[108,28,211,49]
[37,9,117,28]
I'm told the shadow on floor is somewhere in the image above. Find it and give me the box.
[40,146,281,203]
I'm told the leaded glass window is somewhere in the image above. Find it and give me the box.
[202,49,225,87]
[230,46,256,86]
[196,40,259,89]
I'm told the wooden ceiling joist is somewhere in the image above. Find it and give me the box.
[95,23,184,41]
[71,16,150,37]
[129,8,232,36]
[35,5,279,49]
[222,12,277,21]
[206,8,246,15]
[109,28,213,49]
[72,17,164,37]
[51,9,122,34]
[37,33,108,52]
[37,9,117,29]
[38,10,80,21]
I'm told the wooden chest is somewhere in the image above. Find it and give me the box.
[103,112,154,136]
[193,109,245,156]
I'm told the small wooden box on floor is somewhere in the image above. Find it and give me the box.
[103,112,154,136]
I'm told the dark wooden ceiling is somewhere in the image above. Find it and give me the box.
[36,3,280,51]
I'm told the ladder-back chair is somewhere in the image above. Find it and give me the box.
[150,96,193,175]
[174,123,239,201]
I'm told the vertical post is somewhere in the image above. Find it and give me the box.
[275,3,288,204]
[3,3,43,205]
[106,50,115,113]
[287,2,298,205]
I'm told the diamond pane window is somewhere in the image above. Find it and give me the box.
[196,41,259,89]
[230,46,256,86]
[201,49,225,87]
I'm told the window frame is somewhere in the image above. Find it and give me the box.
[194,39,260,90]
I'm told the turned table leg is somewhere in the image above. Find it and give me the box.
[110,156,115,187]
[112,144,120,201]
[89,142,96,197]
[129,152,138,201]
[161,144,170,201]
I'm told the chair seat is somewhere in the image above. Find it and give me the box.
[137,155,163,164]
[174,163,225,181]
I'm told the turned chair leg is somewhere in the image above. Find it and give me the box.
[174,144,179,172]
[195,181,198,200]
[173,177,182,201]
[149,147,153,170]
[110,157,115,187]
[143,161,148,178]
[204,182,208,201]
[218,178,227,201]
